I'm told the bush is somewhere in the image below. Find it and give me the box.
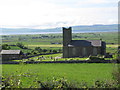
[2,74,118,89]
[36,77,76,89]
[16,43,28,49]
[112,65,120,88]
[34,47,42,52]
[53,50,57,53]
[2,75,22,88]
[2,44,11,50]
[89,56,104,60]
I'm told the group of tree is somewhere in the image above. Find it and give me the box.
[2,44,11,50]
[26,47,62,56]
[16,43,28,49]
[2,43,28,50]
[2,43,62,57]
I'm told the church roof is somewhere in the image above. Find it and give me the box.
[0,50,21,54]
[68,40,102,47]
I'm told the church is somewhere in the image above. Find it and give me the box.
[63,27,106,58]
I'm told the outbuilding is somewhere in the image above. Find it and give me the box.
[0,50,22,61]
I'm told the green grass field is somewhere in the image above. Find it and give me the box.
[2,32,118,45]
[1,32,119,88]
[2,32,118,53]
[2,63,116,88]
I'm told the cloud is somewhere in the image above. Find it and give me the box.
[77,0,117,4]
[0,0,118,29]
[76,0,118,8]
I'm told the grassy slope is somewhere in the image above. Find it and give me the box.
[1,32,118,88]
[2,63,114,87]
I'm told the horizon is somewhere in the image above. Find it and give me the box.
[0,0,118,29]
[1,24,117,35]
[1,24,118,30]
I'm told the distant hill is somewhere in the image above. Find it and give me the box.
[1,24,118,35]
[72,24,117,31]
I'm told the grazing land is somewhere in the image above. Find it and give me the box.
[1,32,118,54]
[1,32,119,88]
[2,63,115,88]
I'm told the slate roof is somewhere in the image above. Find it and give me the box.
[68,40,102,47]
[0,50,21,54]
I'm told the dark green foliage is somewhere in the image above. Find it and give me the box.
[2,44,11,50]
[36,77,76,89]
[112,69,120,88]
[16,43,28,49]
[113,53,118,60]
[94,80,116,88]
[16,43,24,48]
[89,56,105,60]
[2,74,118,89]
[2,75,22,88]
[52,50,57,53]
[34,47,61,55]
[42,49,47,53]
[34,47,42,52]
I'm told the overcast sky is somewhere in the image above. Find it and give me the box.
[0,0,118,29]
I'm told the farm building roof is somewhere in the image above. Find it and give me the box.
[68,40,102,47]
[0,50,21,54]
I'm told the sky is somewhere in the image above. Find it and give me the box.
[0,0,119,29]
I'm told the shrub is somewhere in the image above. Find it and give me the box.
[2,75,22,88]
[53,50,57,53]
[94,80,116,88]
[2,44,11,50]
[36,77,76,89]
[34,47,42,52]
[112,65,120,88]
[2,75,118,89]
[16,43,24,48]
[89,56,104,60]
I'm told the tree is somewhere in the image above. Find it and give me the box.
[16,43,24,48]
[34,47,42,52]
[2,44,11,50]
[53,50,57,53]
[43,49,47,53]
[16,43,27,49]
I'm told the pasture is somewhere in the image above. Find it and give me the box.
[2,63,115,88]
[1,32,119,88]
[2,32,118,45]
[1,32,118,53]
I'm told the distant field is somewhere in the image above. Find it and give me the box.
[107,44,118,48]
[2,63,115,88]
[1,32,118,58]
[106,44,118,53]
[28,44,62,48]
[2,32,118,45]
[26,44,118,53]
[2,32,118,53]
[27,44,118,48]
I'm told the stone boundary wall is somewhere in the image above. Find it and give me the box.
[1,60,117,64]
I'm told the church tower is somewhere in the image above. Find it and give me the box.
[63,27,72,58]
